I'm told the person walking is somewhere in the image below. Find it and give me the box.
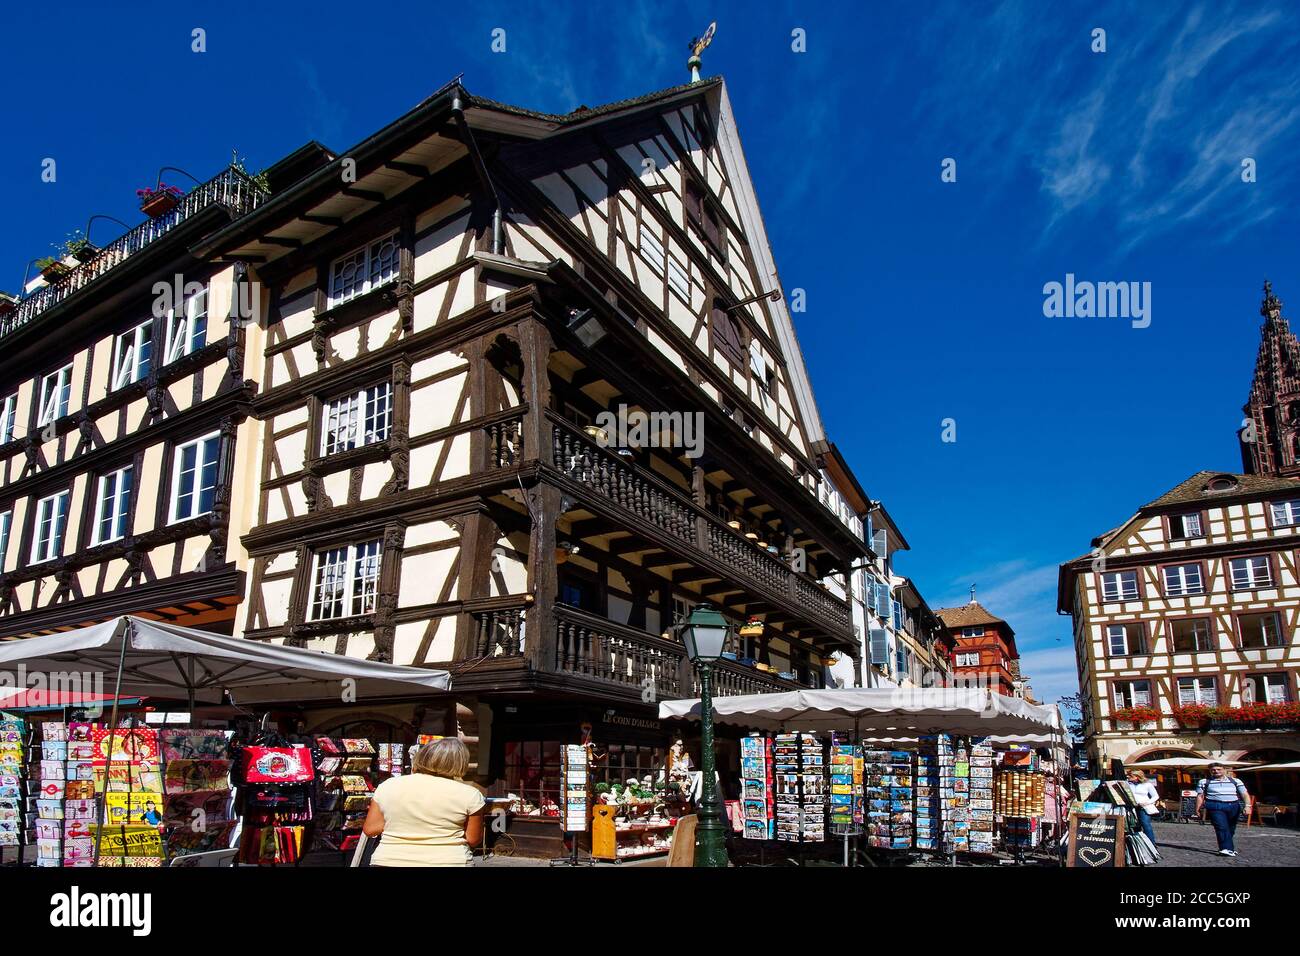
[1195,763,1249,857]
[1125,769,1161,847]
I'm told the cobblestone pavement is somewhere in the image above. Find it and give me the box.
[1147,819,1300,867]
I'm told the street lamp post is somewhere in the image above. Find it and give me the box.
[681,603,731,868]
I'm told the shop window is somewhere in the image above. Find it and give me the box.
[594,743,667,788]
[503,739,562,815]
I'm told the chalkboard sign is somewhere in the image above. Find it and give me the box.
[1067,811,1125,868]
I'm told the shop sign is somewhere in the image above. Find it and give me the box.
[601,712,661,731]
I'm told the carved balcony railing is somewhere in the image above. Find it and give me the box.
[549,413,852,637]
[1,165,268,341]
[693,659,802,698]
[554,604,685,697]
[473,607,526,656]
[485,412,524,468]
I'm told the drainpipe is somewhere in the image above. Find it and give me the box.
[451,87,504,255]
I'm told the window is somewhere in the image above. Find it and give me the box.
[1106,623,1146,656]
[638,223,665,276]
[164,285,208,363]
[961,626,984,638]
[711,302,745,367]
[308,539,382,620]
[1244,673,1291,704]
[1169,512,1203,540]
[1177,676,1218,706]
[1162,563,1204,596]
[1170,617,1214,653]
[328,232,400,307]
[169,432,220,523]
[1271,499,1300,527]
[0,510,10,569]
[37,364,73,427]
[111,321,153,389]
[1229,555,1273,590]
[1100,570,1139,601]
[503,739,562,813]
[1238,612,1284,649]
[955,651,980,667]
[91,465,133,545]
[31,490,69,563]
[686,182,725,260]
[1112,679,1152,709]
[0,393,16,444]
[321,383,392,456]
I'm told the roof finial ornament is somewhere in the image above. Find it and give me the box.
[688,21,716,83]
[969,584,977,605]
[1261,279,1283,321]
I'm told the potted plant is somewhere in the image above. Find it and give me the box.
[137,184,184,219]
[1172,704,1211,729]
[61,231,97,263]
[1112,705,1161,730]
[35,257,68,283]
[0,292,16,318]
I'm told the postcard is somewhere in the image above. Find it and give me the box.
[164,759,232,794]
[159,729,229,762]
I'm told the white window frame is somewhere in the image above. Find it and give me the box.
[1162,563,1204,596]
[112,320,153,390]
[169,431,221,524]
[0,392,16,444]
[1169,512,1203,539]
[1176,676,1218,706]
[164,285,208,364]
[955,651,979,667]
[1239,612,1283,649]
[0,509,10,571]
[1100,570,1139,601]
[1245,673,1291,704]
[666,255,690,302]
[1112,679,1152,709]
[1107,623,1144,656]
[37,364,73,427]
[91,465,134,545]
[320,382,393,456]
[1271,498,1300,527]
[327,232,400,308]
[638,223,666,277]
[1170,617,1214,653]
[961,626,983,638]
[1229,555,1273,590]
[31,490,69,564]
[308,539,382,621]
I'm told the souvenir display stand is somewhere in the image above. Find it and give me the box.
[0,715,26,861]
[232,734,314,866]
[313,737,396,855]
[557,744,596,864]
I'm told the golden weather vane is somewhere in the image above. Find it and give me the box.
[688,21,716,82]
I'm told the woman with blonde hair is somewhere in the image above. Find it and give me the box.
[363,738,485,866]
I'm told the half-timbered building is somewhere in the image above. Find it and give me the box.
[193,77,869,831]
[1060,285,1300,776]
[0,166,266,645]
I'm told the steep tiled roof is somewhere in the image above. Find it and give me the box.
[933,601,1006,629]
[1140,470,1300,509]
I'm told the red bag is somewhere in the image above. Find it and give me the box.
[241,746,315,784]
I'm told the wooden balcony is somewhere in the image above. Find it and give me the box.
[1,165,267,341]
[547,413,853,643]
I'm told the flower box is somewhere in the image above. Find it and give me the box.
[137,185,183,219]
[37,260,68,283]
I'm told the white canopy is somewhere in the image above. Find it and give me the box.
[658,686,1060,737]
[0,616,450,706]
[1238,761,1300,772]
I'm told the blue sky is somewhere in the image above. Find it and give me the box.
[3,1,1298,706]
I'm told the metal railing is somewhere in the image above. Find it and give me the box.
[2,165,268,341]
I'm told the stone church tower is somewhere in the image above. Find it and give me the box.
[1240,282,1300,477]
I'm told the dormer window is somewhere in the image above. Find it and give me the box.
[1204,475,1238,494]
[1169,512,1203,540]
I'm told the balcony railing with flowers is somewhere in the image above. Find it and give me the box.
[1173,702,1300,731]
[1,165,268,341]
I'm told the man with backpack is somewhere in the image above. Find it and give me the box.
[1194,763,1250,858]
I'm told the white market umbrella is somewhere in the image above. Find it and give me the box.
[1126,756,1258,769]
[0,615,450,707]
[1238,761,1300,772]
[658,686,1059,736]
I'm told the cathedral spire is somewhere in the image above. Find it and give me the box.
[1240,281,1300,476]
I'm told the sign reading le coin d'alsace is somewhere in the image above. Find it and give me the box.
[1066,811,1125,868]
